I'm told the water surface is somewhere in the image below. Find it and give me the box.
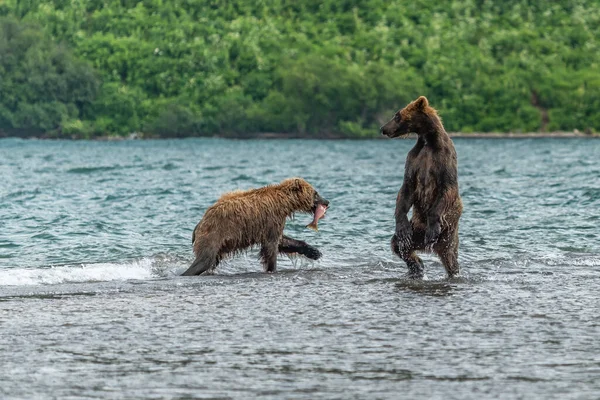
[1,138,599,399]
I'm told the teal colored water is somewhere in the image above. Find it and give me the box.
[1,138,599,399]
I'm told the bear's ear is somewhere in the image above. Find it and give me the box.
[292,178,304,192]
[414,96,429,110]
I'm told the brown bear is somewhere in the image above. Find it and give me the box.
[181,177,329,276]
[380,96,463,278]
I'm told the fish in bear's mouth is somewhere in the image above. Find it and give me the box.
[306,203,328,231]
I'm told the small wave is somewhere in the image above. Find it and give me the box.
[0,254,186,287]
[203,165,226,171]
[2,188,42,200]
[232,174,255,182]
[66,166,121,174]
[535,252,600,267]
[162,163,178,170]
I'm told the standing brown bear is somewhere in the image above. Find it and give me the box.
[381,96,463,278]
[182,178,329,276]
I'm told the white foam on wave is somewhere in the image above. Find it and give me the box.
[0,254,185,287]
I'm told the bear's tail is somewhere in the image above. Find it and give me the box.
[181,248,217,276]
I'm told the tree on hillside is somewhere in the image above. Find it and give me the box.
[0,17,99,137]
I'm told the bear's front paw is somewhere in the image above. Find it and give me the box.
[425,223,441,248]
[302,246,322,260]
[395,221,413,249]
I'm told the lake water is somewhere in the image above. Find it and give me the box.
[1,137,599,399]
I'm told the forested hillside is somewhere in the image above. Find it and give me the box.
[1,0,599,138]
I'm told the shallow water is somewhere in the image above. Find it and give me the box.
[1,138,599,399]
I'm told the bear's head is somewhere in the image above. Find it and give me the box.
[279,178,329,215]
[380,96,440,138]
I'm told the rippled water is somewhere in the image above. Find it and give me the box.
[1,138,599,399]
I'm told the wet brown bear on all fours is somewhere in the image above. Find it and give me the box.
[182,178,329,276]
[381,96,463,279]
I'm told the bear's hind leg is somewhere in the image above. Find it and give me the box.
[405,251,425,279]
[434,230,460,278]
[205,256,221,275]
[181,248,219,276]
[260,243,278,273]
[391,222,426,279]
[437,248,459,278]
[391,235,425,279]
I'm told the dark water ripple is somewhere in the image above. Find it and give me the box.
[1,137,599,399]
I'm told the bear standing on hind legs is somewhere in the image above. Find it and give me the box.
[381,96,463,279]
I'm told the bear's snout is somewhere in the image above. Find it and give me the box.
[314,194,329,208]
[380,118,399,138]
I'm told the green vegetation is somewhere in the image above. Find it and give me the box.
[1,0,599,138]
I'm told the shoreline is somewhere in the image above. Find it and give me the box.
[448,131,597,138]
[0,131,597,141]
[253,131,599,139]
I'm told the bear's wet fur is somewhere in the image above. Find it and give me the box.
[181,178,329,276]
[381,96,463,278]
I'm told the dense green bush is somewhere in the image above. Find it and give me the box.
[0,16,99,137]
[1,0,599,137]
